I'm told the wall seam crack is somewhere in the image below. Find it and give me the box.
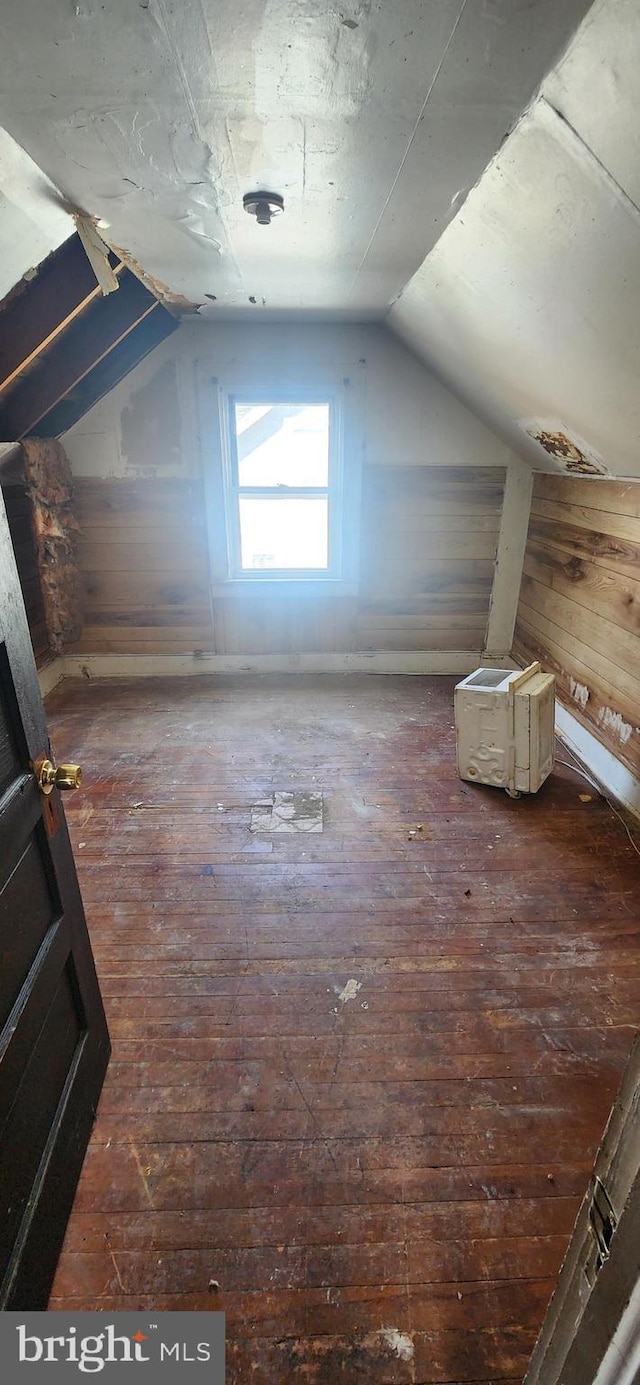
[539,93,640,224]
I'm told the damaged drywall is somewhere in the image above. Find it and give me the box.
[120,360,183,475]
[62,320,512,481]
[62,333,194,479]
[520,421,610,475]
[112,242,201,315]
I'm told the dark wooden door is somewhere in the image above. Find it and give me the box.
[0,492,110,1309]
[525,1034,640,1385]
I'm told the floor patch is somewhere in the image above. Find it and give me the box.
[250,790,324,834]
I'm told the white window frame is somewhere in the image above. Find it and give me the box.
[198,366,362,597]
[224,391,341,581]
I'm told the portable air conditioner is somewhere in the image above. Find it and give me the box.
[455,662,555,797]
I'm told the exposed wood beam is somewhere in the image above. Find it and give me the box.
[0,269,162,441]
[0,234,123,399]
[31,308,179,438]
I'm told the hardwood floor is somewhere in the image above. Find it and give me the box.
[46,674,640,1383]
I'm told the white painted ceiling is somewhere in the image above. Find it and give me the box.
[0,129,72,302]
[0,0,590,315]
[1,0,636,484]
[391,0,640,478]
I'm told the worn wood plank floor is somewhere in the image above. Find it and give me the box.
[46,675,640,1383]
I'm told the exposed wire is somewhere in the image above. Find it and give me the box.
[347,0,470,301]
[555,757,600,791]
[555,751,640,862]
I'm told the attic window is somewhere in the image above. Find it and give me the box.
[225,397,340,579]
[200,371,360,595]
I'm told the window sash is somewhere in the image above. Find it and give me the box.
[237,495,329,573]
[231,400,330,491]
[226,396,340,579]
[233,487,329,498]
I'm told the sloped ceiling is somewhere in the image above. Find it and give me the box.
[0,0,591,316]
[0,129,72,301]
[390,0,640,479]
[0,0,634,481]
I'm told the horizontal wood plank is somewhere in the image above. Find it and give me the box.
[213,596,355,655]
[533,473,640,518]
[77,542,208,573]
[531,498,640,548]
[515,594,637,700]
[358,465,500,650]
[46,673,640,1382]
[74,476,204,513]
[69,627,214,655]
[71,467,503,657]
[514,617,640,773]
[520,575,640,684]
[516,474,640,776]
[355,626,486,651]
[523,541,640,639]
[71,478,215,653]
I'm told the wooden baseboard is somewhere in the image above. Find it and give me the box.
[57,650,484,680]
[38,658,65,698]
[555,702,640,820]
[481,650,521,669]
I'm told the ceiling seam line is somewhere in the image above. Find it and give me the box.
[539,94,640,223]
[151,0,243,285]
[345,0,470,303]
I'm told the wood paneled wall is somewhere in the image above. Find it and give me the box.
[513,473,640,776]
[68,478,215,656]
[357,466,504,651]
[69,466,505,658]
[211,592,355,656]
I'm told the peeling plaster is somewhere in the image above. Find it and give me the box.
[112,242,202,313]
[120,361,183,475]
[597,706,634,745]
[568,677,589,710]
[520,419,610,475]
[378,1328,414,1362]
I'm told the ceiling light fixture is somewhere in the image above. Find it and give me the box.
[243,191,285,226]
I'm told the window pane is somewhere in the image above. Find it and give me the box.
[234,402,329,487]
[238,497,328,570]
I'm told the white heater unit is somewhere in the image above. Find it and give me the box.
[455,662,555,797]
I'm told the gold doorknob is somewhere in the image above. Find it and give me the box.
[37,758,83,794]
[56,763,83,791]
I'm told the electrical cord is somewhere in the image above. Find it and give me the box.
[555,749,640,861]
